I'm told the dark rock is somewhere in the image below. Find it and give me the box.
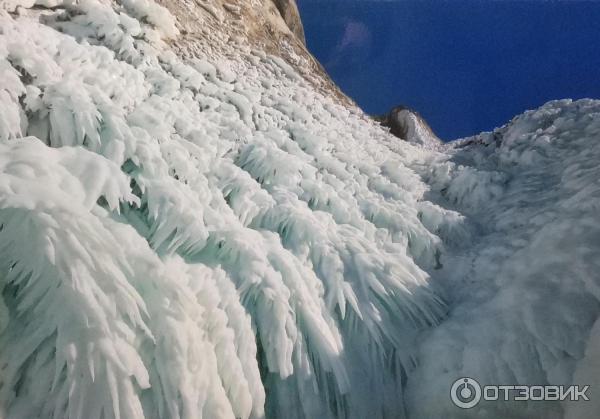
[272,0,306,45]
[376,105,442,147]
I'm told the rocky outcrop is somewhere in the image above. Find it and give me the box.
[272,0,305,45]
[157,0,352,107]
[376,105,442,148]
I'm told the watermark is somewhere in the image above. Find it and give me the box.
[450,377,590,409]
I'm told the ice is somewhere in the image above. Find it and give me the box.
[119,0,178,39]
[0,1,599,419]
[405,99,600,419]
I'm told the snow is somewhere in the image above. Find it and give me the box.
[405,99,600,419]
[0,1,599,419]
[389,107,442,149]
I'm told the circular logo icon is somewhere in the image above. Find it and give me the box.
[451,377,482,409]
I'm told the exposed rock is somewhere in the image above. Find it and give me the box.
[272,0,305,45]
[157,0,352,107]
[376,105,442,148]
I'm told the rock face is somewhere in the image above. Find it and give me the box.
[272,0,305,45]
[377,105,442,148]
[159,0,351,106]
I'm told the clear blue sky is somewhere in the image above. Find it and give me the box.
[296,0,600,140]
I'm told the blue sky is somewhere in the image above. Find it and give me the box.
[296,0,600,140]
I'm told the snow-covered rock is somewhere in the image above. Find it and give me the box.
[0,1,598,419]
[377,105,442,149]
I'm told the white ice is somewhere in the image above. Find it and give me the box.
[0,2,598,419]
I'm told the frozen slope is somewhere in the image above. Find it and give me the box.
[0,2,599,419]
[405,99,600,419]
[0,2,452,418]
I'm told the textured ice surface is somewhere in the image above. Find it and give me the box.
[406,99,600,419]
[0,2,598,419]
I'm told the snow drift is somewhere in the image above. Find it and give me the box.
[0,1,598,419]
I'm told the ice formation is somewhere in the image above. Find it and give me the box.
[406,99,600,419]
[0,1,598,419]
